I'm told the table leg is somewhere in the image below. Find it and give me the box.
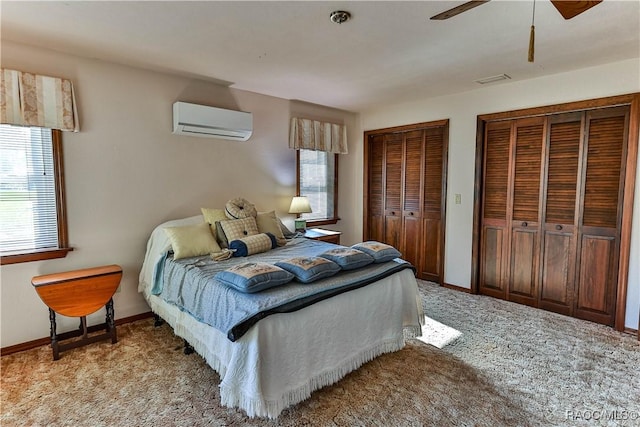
[49,308,60,361]
[105,298,117,344]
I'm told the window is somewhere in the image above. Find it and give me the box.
[0,124,70,264]
[297,149,339,225]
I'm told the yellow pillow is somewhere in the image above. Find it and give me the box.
[164,222,221,260]
[201,208,228,242]
[218,217,259,244]
[256,211,287,246]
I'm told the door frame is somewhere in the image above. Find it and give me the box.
[471,93,640,332]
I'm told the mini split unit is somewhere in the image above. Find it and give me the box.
[172,101,253,141]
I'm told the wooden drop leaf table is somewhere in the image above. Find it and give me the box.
[31,264,122,360]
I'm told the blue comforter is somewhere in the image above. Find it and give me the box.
[156,238,414,341]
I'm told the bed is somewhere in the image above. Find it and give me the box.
[138,214,425,418]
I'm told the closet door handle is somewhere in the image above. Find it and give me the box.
[409,212,414,216]
[522,221,528,227]
[391,211,396,215]
[556,225,563,230]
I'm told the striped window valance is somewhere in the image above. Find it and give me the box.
[289,117,348,154]
[1,68,79,132]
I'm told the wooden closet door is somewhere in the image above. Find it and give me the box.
[367,134,385,242]
[401,130,424,269]
[539,113,583,315]
[479,121,511,298]
[365,120,448,285]
[383,133,403,249]
[508,117,545,306]
[421,127,444,282]
[574,107,629,326]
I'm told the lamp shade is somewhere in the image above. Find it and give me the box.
[289,196,312,214]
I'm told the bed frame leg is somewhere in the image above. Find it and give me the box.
[153,313,164,327]
[183,339,194,355]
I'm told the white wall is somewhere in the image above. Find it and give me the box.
[0,41,356,348]
[356,58,640,329]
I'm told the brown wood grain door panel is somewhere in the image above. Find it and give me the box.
[367,134,385,242]
[420,214,441,282]
[480,223,506,297]
[384,215,402,250]
[508,226,538,304]
[507,118,545,304]
[539,227,575,314]
[402,216,421,270]
[402,130,424,271]
[479,121,511,295]
[575,232,618,325]
[539,114,582,316]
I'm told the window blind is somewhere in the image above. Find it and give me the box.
[0,124,58,253]
[299,149,335,221]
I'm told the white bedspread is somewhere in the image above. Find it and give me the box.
[139,216,424,418]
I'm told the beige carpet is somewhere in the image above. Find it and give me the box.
[2,281,639,426]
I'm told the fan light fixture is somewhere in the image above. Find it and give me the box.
[330,10,351,24]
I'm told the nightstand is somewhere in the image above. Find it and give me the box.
[303,228,341,245]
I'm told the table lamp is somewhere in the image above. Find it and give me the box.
[289,196,312,232]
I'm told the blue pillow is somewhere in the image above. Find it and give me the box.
[318,247,374,270]
[215,262,294,293]
[229,233,277,257]
[275,256,341,284]
[351,241,402,263]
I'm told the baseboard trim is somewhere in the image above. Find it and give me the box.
[441,282,472,293]
[623,326,638,337]
[1,311,153,357]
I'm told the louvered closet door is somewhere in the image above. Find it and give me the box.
[574,107,629,326]
[421,127,444,282]
[539,113,583,315]
[367,134,385,242]
[401,130,424,269]
[479,121,511,298]
[383,133,403,249]
[508,117,545,306]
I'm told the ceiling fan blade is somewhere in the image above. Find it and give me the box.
[430,0,491,20]
[550,0,602,19]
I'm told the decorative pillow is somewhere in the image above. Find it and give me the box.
[215,262,294,293]
[217,217,259,248]
[319,247,374,270]
[163,222,221,260]
[351,241,402,263]
[275,256,341,284]
[229,233,277,257]
[256,211,287,246]
[201,208,228,242]
[225,197,258,219]
[215,222,229,248]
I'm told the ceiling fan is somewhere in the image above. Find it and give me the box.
[430,0,602,62]
[430,0,602,21]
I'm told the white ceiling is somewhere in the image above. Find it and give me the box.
[2,1,639,113]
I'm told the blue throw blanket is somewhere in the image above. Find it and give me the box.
[156,239,414,341]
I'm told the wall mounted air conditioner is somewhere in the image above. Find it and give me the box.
[172,102,253,141]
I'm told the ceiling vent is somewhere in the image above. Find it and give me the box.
[172,102,253,141]
[474,74,511,85]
